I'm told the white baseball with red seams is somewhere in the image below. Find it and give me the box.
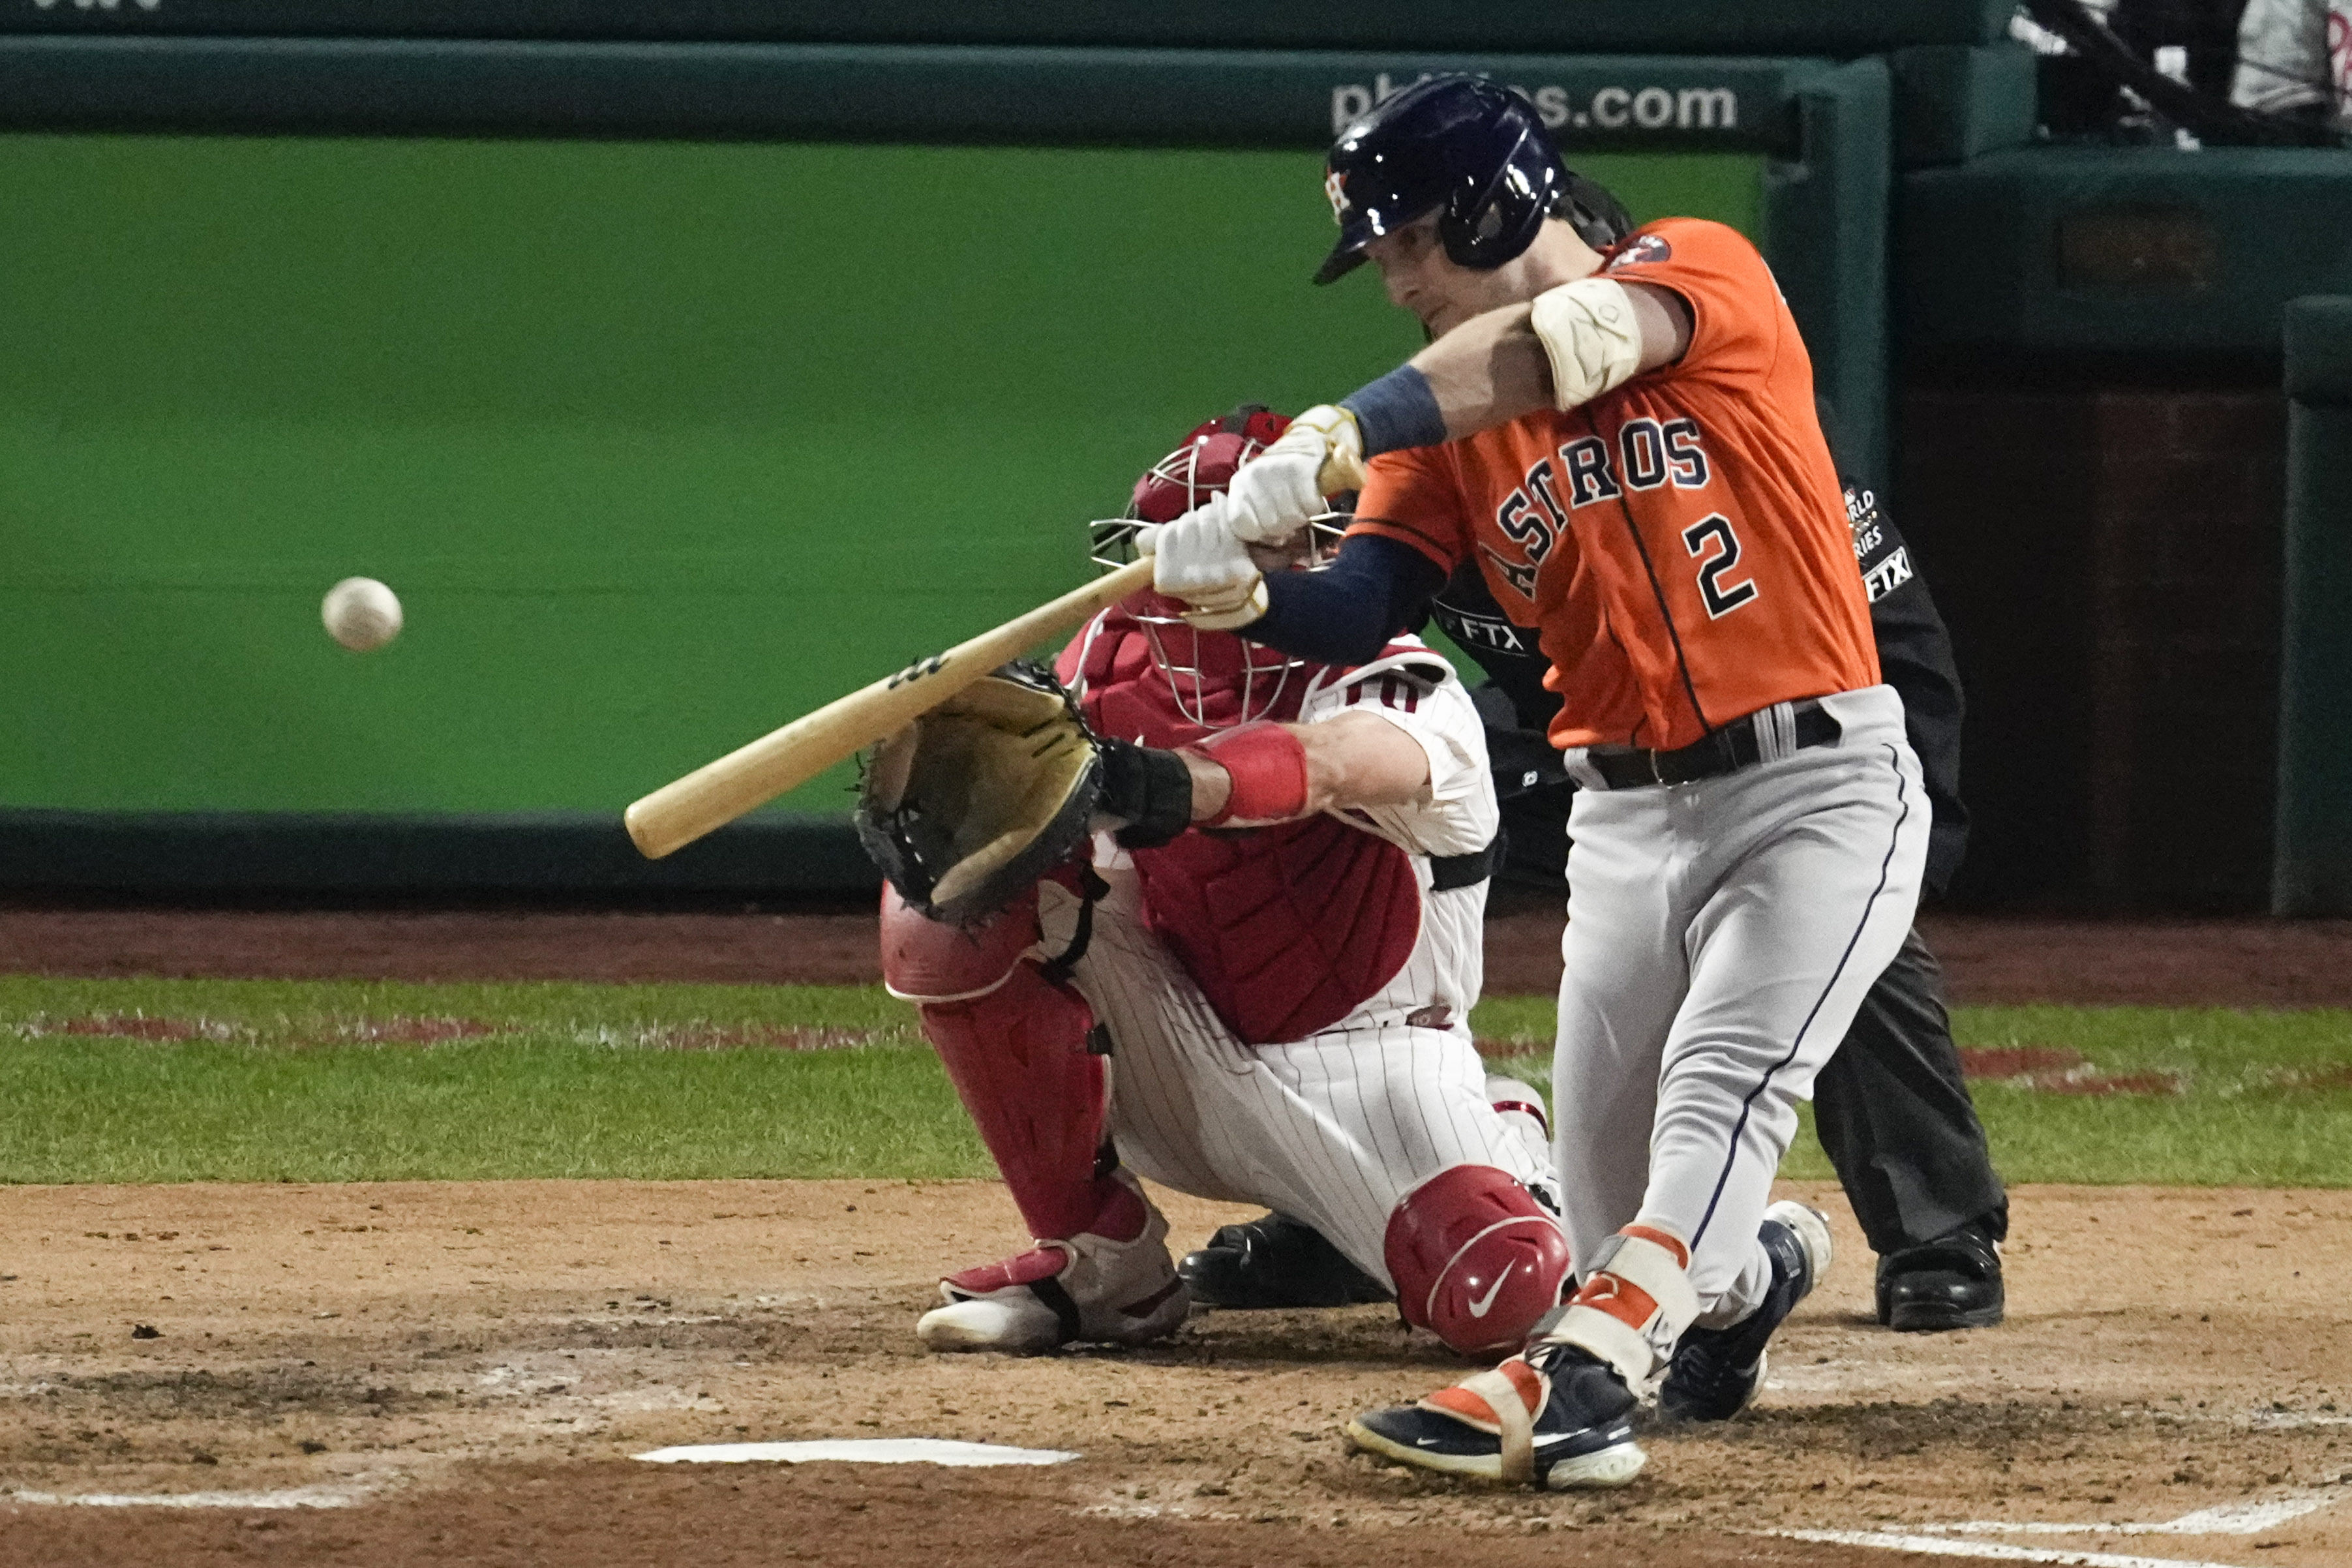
[320,576,402,652]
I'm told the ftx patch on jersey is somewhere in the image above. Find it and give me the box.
[1847,482,1912,604]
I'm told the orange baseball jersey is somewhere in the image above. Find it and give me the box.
[1350,217,1880,754]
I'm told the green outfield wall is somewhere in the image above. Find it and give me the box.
[0,136,1760,828]
[0,1,2012,53]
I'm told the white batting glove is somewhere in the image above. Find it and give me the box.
[1137,511,1267,629]
[1211,404,1368,545]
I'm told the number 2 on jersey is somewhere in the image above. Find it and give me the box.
[1681,513,1756,619]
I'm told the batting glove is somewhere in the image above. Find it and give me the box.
[1211,404,1367,545]
[1137,511,1267,630]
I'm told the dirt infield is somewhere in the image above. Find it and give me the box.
[3,907,2350,1565]
[9,903,2352,1003]
[0,1179,2346,1567]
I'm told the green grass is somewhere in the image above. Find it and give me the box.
[0,976,980,1183]
[1472,999,2352,1188]
[0,974,923,1036]
[0,978,2344,1186]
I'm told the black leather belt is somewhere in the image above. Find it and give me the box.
[1582,701,1842,790]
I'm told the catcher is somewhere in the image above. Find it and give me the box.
[859,410,1569,1360]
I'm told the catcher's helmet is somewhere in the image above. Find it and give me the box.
[1314,74,1629,286]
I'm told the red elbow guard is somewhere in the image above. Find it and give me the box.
[1185,721,1310,826]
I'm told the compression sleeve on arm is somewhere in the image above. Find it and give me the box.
[1341,364,1449,458]
[1246,534,1447,666]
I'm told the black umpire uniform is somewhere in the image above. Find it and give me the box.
[1428,471,2009,1331]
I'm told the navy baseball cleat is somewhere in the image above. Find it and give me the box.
[1657,1200,1833,1423]
[1344,1342,1646,1490]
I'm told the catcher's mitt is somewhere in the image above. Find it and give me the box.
[856,663,1190,926]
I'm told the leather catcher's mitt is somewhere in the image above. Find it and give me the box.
[856,664,1191,926]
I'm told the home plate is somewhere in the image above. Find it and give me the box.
[635,1438,1080,1468]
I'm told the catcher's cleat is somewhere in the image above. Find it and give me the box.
[1178,1213,1391,1310]
[1657,1200,1833,1423]
[916,1178,1190,1355]
[1345,1343,1644,1490]
[1876,1221,2004,1332]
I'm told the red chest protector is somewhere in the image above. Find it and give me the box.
[1055,601,1423,1046]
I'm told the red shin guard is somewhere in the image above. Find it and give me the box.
[918,963,1139,1244]
[1385,1164,1573,1358]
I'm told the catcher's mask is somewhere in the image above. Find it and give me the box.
[1083,406,1347,731]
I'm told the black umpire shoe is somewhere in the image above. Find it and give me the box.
[1177,1213,1391,1309]
[1876,1221,2004,1331]
[1346,1342,1646,1489]
[1657,1201,1833,1423]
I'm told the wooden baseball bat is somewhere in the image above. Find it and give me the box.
[625,554,1156,860]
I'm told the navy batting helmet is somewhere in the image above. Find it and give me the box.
[1313,74,1630,286]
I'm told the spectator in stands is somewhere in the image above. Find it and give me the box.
[2232,0,2351,126]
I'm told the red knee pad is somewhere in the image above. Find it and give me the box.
[1384,1164,1572,1359]
[881,881,1040,1003]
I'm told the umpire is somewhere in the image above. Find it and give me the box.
[1184,464,2008,1332]
[1427,444,2009,1331]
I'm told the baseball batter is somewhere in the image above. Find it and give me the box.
[876,410,1574,1363]
[1188,454,2010,1334]
[1426,443,2010,1332]
[1145,76,1929,1488]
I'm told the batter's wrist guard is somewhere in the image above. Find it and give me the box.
[1096,739,1195,849]
[1341,367,1447,459]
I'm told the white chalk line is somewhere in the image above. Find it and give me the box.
[635,1438,1078,1467]
[2247,1410,2352,1430]
[1772,1485,2346,1567]
[7,1481,375,1510]
[1775,1530,2260,1567]
[1911,1487,2345,1537]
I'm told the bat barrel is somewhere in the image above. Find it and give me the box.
[622,719,845,861]
[624,554,1155,859]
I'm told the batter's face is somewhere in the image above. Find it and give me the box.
[1362,213,1521,339]
[1362,212,1604,340]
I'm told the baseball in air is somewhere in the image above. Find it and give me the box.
[322,577,404,652]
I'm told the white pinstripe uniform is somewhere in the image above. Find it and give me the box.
[1032,635,1552,1289]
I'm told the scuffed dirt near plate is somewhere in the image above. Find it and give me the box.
[0,1179,2346,1567]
